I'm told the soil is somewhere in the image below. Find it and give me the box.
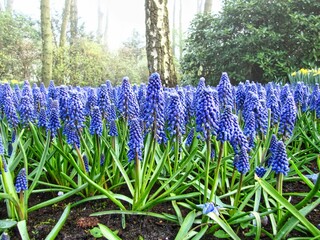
[1,162,319,240]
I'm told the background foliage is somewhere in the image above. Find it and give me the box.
[181,0,320,85]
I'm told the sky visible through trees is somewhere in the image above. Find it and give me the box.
[12,0,222,50]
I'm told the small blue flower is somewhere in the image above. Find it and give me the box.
[217,106,234,143]
[59,86,69,122]
[271,140,289,175]
[19,95,35,125]
[47,80,58,100]
[98,84,111,119]
[185,128,195,147]
[85,88,97,116]
[64,123,80,148]
[166,92,185,137]
[144,73,167,144]
[89,106,103,136]
[196,88,219,139]
[234,147,250,174]
[47,100,61,138]
[235,82,246,112]
[67,91,85,129]
[308,84,319,111]
[21,80,33,99]
[267,134,278,167]
[4,97,19,128]
[83,155,90,173]
[109,120,118,137]
[197,202,220,215]
[255,166,267,178]
[15,168,28,193]
[0,136,4,155]
[230,115,248,154]
[100,154,105,166]
[279,93,296,138]
[38,107,47,128]
[266,89,280,125]
[217,72,233,109]
[128,118,143,162]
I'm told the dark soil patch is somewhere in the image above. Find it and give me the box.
[1,171,319,239]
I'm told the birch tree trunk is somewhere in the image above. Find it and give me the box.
[145,0,177,87]
[41,0,53,86]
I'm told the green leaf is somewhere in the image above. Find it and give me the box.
[0,219,17,229]
[17,220,30,240]
[98,223,122,240]
[174,210,196,240]
[89,227,103,238]
[45,204,71,240]
[256,177,320,237]
[214,229,230,238]
[207,212,240,240]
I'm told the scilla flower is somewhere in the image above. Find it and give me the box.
[197,202,220,215]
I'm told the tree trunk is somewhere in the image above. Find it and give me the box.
[97,0,103,43]
[59,0,71,47]
[179,0,182,60]
[41,0,53,86]
[5,0,13,13]
[70,0,78,44]
[172,0,176,57]
[197,0,203,14]
[103,1,109,47]
[204,0,212,14]
[145,0,177,87]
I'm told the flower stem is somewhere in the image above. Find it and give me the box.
[210,141,224,201]
[277,173,284,222]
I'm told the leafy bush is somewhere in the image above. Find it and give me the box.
[181,0,320,85]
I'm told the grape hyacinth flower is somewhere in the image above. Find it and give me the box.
[196,88,219,139]
[308,83,319,111]
[217,72,233,110]
[234,147,250,174]
[235,82,246,113]
[144,73,167,144]
[0,136,4,155]
[255,166,267,178]
[127,118,143,162]
[185,128,194,147]
[19,95,35,125]
[32,86,45,116]
[85,88,97,116]
[255,100,268,136]
[192,77,206,116]
[230,115,249,154]
[266,89,280,125]
[15,168,28,193]
[118,77,140,120]
[279,93,296,138]
[38,107,47,128]
[64,122,80,148]
[293,82,304,107]
[279,84,291,107]
[242,91,259,123]
[89,106,103,136]
[166,92,185,137]
[67,91,85,129]
[109,120,118,137]
[83,155,90,173]
[59,86,69,122]
[271,140,289,175]
[97,84,111,119]
[267,134,278,167]
[4,97,19,129]
[47,100,61,138]
[243,111,256,149]
[21,80,33,99]
[217,106,234,143]
[47,80,58,100]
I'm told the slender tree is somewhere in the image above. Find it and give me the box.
[5,0,13,13]
[103,1,109,47]
[204,0,212,14]
[197,0,203,13]
[145,0,177,87]
[97,0,103,42]
[70,0,78,44]
[40,0,53,86]
[59,0,71,47]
